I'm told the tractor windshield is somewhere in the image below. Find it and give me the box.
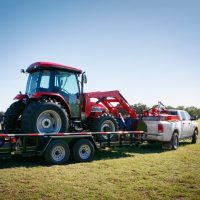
[25,70,51,96]
[26,71,40,95]
[25,69,81,117]
[25,70,80,98]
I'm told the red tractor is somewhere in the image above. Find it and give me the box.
[4,62,144,141]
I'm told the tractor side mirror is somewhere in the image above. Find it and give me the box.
[82,74,87,84]
[21,69,25,73]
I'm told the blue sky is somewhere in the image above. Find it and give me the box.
[0,0,200,111]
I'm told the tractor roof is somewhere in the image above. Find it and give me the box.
[26,62,82,74]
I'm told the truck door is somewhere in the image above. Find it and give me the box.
[184,111,193,137]
[180,111,188,138]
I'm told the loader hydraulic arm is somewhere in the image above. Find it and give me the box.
[84,90,137,118]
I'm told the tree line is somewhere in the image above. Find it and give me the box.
[131,103,200,118]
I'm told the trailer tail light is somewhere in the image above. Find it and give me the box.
[158,124,164,133]
[11,138,17,143]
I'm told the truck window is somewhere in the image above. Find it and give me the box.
[185,111,191,120]
[180,111,186,121]
[169,111,178,115]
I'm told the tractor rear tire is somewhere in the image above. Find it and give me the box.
[4,101,25,133]
[21,101,68,133]
[92,113,118,142]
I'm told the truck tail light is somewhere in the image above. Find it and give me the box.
[158,124,164,133]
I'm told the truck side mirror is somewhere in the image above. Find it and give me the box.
[191,116,197,121]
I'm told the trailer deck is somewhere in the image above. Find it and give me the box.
[0,131,144,164]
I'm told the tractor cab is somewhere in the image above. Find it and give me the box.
[25,62,83,118]
[4,62,87,134]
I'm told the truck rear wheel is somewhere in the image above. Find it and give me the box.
[44,140,70,165]
[171,132,179,150]
[72,139,95,162]
[21,101,68,133]
[192,128,198,144]
[92,114,118,142]
[4,101,25,133]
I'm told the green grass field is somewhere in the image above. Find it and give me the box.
[0,121,199,200]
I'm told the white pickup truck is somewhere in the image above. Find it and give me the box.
[143,110,198,149]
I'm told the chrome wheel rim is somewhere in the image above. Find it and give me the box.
[79,144,91,160]
[174,135,178,148]
[37,110,62,133]
[194,130,198,140]
[51,145,65,162]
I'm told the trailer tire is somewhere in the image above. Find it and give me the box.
[72,139,95,162]
[170,132,179,150]
[44,140,70,165]
[21,101,68,133]
[192,128,198,144]
[92,113,118,142]
[4,101,25,133]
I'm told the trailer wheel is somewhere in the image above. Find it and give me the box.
[92,114,118,142]
[21,101,68,133]
[192,128,198,144]
[4,101,25,133]
[44,140,70,165]
[170,132,179,150]
[72,139,95,162]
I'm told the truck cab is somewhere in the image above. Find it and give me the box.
[168,110,196,138]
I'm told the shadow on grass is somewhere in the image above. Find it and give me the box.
[94,142,163,161]
[0,141,194,169]
[0,156,46,169]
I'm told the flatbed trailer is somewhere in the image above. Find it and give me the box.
[0,131,144,165]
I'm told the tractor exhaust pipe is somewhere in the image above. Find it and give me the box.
[81,72,87,95]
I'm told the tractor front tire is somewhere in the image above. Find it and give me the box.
[21,101,68,133]
[92,113,118,142]
[4,101,25,133]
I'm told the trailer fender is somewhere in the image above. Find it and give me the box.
[68,136,98,150]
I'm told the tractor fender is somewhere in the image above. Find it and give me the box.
[29,92,71,116]
[14,94,28,100]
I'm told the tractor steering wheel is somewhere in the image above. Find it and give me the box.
[61,88,69,94]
